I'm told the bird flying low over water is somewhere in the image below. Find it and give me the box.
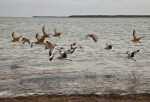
[86,34,98,42]
[48,44,56,61]
[11,32,22,42]
[42,26,50,38]
[104,43,113,50]
[45,41,57,50]
[44,41,57,61]
[68,42,84,54]
[21,38,31,45]
[53,29,62,38]
[125,50,140,61]
[131,30,145,43]
[31,33,48,48]
[55,47,72,61]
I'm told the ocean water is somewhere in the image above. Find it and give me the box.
[0,17,150,97]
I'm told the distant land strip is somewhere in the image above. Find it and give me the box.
[69,15,150,18]
[33,16,67,18]
[33,15,150,18]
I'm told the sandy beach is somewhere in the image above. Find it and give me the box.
[0,93,150,102]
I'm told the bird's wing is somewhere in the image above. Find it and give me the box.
[86,34,91,38]
[131,50,139,57]
[36,33,41,41]
[12,32,16,39]
[138,36,145,40]
[49,46,55,61]
[54,29,58,35]
[135,50,140,53]
[78,44,84,52]
[51,43,57,46]
[68,48,76,54]
[27,39,31,44]
[42,26,47,36]
[133,30,137,39]
[18,35,22,39]
[126,51,130,54]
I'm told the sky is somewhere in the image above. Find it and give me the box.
[0,0,150,17]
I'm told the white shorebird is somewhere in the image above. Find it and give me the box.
[48,45,56,61]
[86,34,98,42]
[68,42,84,54]
[104,43,113,50]
[11,32,22,42]
[55,48,72,61]
[21,38,31,45]
[125,50,140,61]
[44,41,57,61]
[131,30,145,43]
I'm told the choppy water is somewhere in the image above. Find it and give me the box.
[0,17,150,97]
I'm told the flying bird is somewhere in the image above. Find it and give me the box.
[48,45,56,61]
[55,48,72,61]
[125,50,140,61]
[131,30,145,43]
[44,41,57,61]
[45,41,57,50]
[68,42,84,54]
[104,43,113,50]
[11,32,22,42]
[86,34,98,42]
[21,38,31,45]
[42,26,50,38]
[53,29,62,38]
[31,33,47,48]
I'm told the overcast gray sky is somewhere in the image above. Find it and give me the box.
[0,0,150,17]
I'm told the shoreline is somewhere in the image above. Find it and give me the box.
[0,93,150,102]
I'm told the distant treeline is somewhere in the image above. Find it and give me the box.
[33,15,150,18]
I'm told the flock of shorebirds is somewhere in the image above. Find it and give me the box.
[11,26,145,61]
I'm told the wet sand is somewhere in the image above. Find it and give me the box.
[0,93,150,102]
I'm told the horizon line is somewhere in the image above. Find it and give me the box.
[33,15,150,18]
[1,15,150,18]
